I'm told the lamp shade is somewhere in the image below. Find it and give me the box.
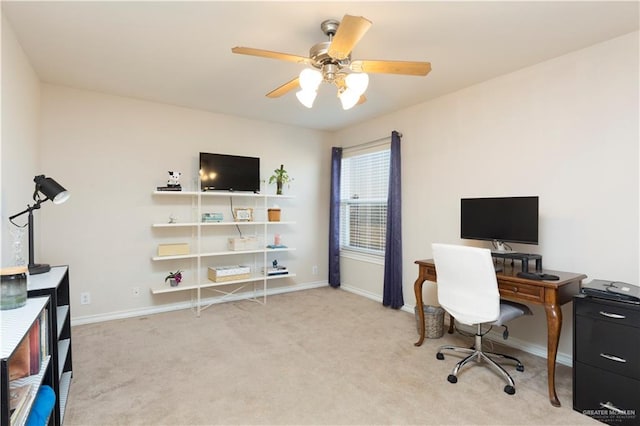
[296,89,317,108]
[34,175,70,204]
[339,88,360,110]
[345,73,369,95]
[299,68,322,91]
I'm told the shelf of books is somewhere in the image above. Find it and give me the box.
[26,265,73,426]
[1,296,52,426]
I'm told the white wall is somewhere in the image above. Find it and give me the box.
[1,16,41,267]
[36,85,331,319]
[334,32,639,360]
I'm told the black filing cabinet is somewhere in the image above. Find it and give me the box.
[573,294,640,425]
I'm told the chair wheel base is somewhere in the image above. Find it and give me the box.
[436,353,444,360]
[516,364,524,372]
[504,385,516,395]
[447,374,458,384]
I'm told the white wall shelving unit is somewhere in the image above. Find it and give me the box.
[150,190,296,315]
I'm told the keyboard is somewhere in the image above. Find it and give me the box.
[517,271,559,281]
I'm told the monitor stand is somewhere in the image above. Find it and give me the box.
[492,251,543,273]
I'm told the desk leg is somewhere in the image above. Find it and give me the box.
[414,276,426,346]
[544,302,562,407]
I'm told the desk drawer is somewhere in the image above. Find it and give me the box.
[575,314,640,380]
[574,361,639,426]
[498,281,544,303]
[424,264,436,280]
[575,297,640,327]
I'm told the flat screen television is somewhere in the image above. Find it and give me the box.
[199,152,260,192]
[460,196,539,246]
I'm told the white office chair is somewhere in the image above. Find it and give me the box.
[432,243,532,395]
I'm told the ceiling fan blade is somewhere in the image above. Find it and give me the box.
[351,60,432,76]
[328,15,372,60]
[266,77,300,98]
[232,47,309,64]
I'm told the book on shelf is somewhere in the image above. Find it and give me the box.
[40,308,49,358]
[8,336,30,381]
[9,383,32,417]
[28,319,40,375]
[156,186,182,191]
[10,383,37,426]
[8,314,45,380]
[266,244,288,249]
[262,266,289,276]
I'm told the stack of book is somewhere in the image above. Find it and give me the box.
[8,308,50,424]
[156,185,182,191]
[262,266,288,276]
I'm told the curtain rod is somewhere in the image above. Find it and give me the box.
[342,131,402,152]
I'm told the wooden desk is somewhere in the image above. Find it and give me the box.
[413,259,586,407]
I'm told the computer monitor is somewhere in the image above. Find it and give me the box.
[460,196,539,248]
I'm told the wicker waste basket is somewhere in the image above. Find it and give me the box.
[414,304,445,338]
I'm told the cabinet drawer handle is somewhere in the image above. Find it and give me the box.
[599,311,626,319]
[600,353,627,363]
[600,402,626,414]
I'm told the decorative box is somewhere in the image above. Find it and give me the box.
[202,212,224,223]
[208,265,251,282]
[227,236,259,251]
[157,243,189,256]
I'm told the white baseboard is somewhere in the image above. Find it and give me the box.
[71,280,327,326]
[340,284,384,303]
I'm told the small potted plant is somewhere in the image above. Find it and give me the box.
[165,270,183,287]
[268,164,293,195]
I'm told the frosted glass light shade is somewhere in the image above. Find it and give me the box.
[299,68,322,91]
[345,73,369,95]
[296,89,317,108]
[339,89,360,110]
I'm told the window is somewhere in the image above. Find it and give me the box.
[340,147,390,256]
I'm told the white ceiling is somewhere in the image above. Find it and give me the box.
[2,1,638,132]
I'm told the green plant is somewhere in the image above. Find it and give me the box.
[165,270,183,284]
[268,164,293,195]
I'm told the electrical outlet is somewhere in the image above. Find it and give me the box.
[312,265,318,275]
[132,286,140,296]
[80,292,91,305]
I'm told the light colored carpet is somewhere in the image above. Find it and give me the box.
[64,287,599,425]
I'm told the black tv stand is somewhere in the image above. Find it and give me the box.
[491,251,542,273]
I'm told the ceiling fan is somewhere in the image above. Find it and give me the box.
[231,15,431,110]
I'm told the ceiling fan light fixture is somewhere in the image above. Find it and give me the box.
[232,15,431,110]
[338,88,360,110]
[345,72,369,95]
[298,68,323,91]
[296,89,317,108]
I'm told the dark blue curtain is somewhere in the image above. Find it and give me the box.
[328,147,342,288]
[383,131,404,308]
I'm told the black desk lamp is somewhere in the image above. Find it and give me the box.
[9,175,70,275]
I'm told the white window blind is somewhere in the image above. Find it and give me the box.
[340,147,390,256]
